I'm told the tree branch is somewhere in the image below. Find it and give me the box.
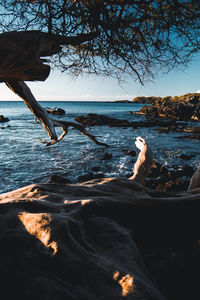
[5,80,108,147]
[5,80,57,140]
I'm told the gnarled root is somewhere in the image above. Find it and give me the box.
[129,136,153,184]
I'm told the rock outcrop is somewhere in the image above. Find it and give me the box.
[1,178,200,299]
[75,113,178,128]
[146,162,194,192]
[46,107,66,115]
[133,96,162,104]
[0,114,9,122]
[135,93,200,121]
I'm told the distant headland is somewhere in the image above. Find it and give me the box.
[113,93,200,104]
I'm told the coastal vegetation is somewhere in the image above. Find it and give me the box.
[133,93,200,104]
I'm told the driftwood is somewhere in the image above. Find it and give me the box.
[5,80,108,146]
[129,137,153,184]
[1,177,200,299]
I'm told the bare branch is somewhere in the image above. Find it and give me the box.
[161,150,180,170]
[5,80,58,140]
[5,80,108,147]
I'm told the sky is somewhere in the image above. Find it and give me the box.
[1,53,200,101]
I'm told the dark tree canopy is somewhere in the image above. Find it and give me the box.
[1,0,200,83]
[0,1,200,145]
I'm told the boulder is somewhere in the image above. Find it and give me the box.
[46,107,66,115]
[146,162,195,192]
[123,150,137,157]
[0,114,9,122]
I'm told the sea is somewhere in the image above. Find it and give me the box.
[0,100,200,194]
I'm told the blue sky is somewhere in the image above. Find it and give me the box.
[1,53,200,101]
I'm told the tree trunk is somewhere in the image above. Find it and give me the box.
[0,30,98,82]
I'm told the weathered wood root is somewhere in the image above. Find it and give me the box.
[129,136,153,184]
[1,178,200,299]
[5,80,108,147]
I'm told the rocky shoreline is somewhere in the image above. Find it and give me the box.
[1,95,199,192]
[134,93,200,122]
[48,158,194,193]
[75,113,177,128]
[73,94,200,192]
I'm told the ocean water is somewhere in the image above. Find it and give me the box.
[0,100,199,194]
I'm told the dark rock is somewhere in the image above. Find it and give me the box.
[123,150,137,157]
[146,162,195,192]
[191,105,200,121]
[102,152,112,160]
[0,125,11,129]
[149,161,168,178]
[0,115,9,122]
[48,174,71,184]
[113,99,131,103]
[75,113,134,127]
[157,127,170,133]
[182,165,195,177]
[136,93,200,122]
[78,172,104,182]
[177,134,200,140]
[178,154,195,160]
[91,166,102,172]
[183,127,200,133]
[75,113,180,129]
[46,107,65,115]
[155,122,200,135]
[132,96,162,104]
